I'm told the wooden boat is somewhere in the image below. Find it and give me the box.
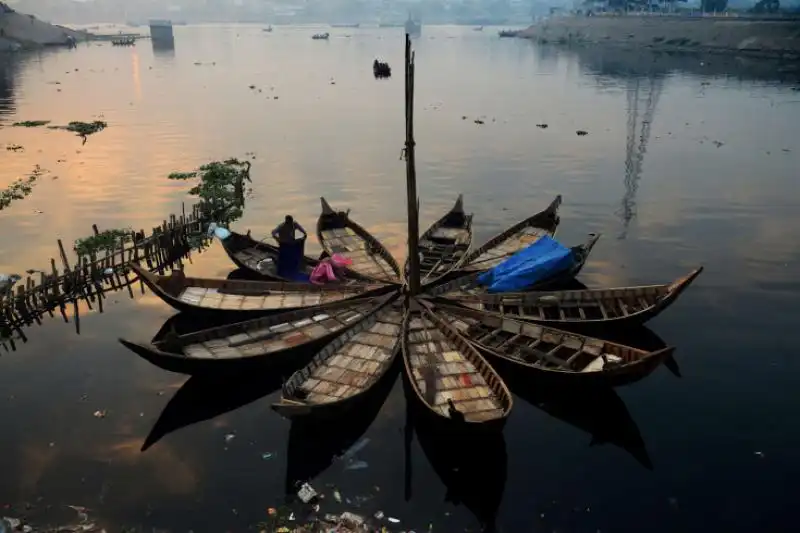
[416,194,473,285]
[498,30,519,38]
[428,232,601,295]
[219,229,319,281]
[438,267,704,329]
[272,295,403,419]
[129,262,388,319]
[454,195,562,274]
[432,302,675,387]
[401,300,513,428]
[118,295,389,375]
[317,197,402,284]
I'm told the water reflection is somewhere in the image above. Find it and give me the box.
[141,368,284,452]
[509,375,652,470]
[0,51,20,117]
[283,362,399,498]
[409,399,508,532]
[620,76,662,239]
[152,38,176,59]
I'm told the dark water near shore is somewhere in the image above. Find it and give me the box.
[1,25,800,532]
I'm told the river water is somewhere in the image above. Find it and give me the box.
[1,24,799,533]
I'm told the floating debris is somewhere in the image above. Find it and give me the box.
[92,410,107,418]
[12,120,51,127]
[297,482,318,503]
[474,119,485,125]
[224,433,236,443]
[576,130,588,136]
[536,123,548,129]
[0,166,46,211]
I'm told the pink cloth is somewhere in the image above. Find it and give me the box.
[309,254,352,285]
[310,261,337,285]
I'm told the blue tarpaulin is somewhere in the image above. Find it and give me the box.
[477,235,574,293]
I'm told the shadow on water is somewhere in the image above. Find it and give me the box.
[497,324,675,471]
[508,373,653,471]
[141,369,286,452]
[406,398,508,532]
[283,360,401,499]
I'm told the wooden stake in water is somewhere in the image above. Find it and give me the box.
[404,33,421,296]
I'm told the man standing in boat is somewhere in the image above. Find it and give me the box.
[272,215,308,279]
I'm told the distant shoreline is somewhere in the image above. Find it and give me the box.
[517,15,800,59]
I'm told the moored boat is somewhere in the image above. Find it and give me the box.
[429,232,600,294]
[415,194,473,284]
[272,295,403,419]
[130,262,388,319]
[432,302,675,387]
[312,32,330,40]
[219,229,319,281]
[454,195,562,274]
[401,300,512,429]
[438,267,704,329]
[118,295,390,375]
[317,197,402,284]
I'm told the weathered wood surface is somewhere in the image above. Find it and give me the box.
[403,304,511,423]
[280,300,403,406]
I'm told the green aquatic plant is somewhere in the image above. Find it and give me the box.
[65,120,108,136]
[74,228,133,256]
[12,120,51,127]
[168,157,252,225]
[0,165,46,211]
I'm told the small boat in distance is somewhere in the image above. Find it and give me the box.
[474,26,484,31]
[331,23,360,28]
[111,37,136,46]
[312,32,330,40]
[263,25,273,32]
[498,29,519,38]
[373,59,392,78]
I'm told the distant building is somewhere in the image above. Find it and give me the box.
[149,19,174,44]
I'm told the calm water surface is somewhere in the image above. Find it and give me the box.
[1,25,799,532]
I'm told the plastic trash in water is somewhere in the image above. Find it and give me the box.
[224,433,236,443]
[103,267,114,276]
[333,489,342,502]
[374,511,385,520]
[206,222,231,240]
[297,482,318,503]
[261,451,275,460]
[340,437,370,461]
[339,512,365,528]
[345,460,369,470]
[388,517,400,523]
